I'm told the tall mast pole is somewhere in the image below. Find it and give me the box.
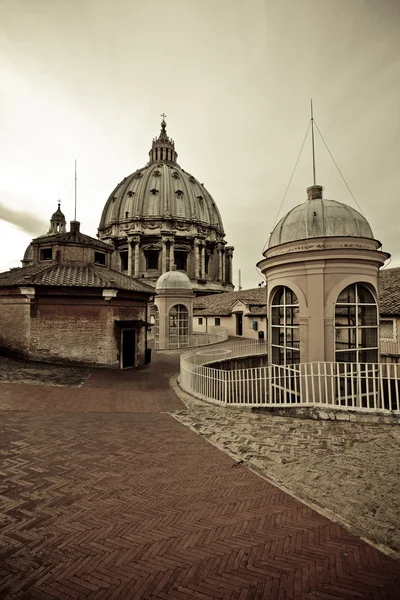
[74,159,77,221]
[311,99,316,185]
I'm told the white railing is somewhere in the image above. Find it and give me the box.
[380,339,400,356]
[157,329,228,350]
[179,341,400,412]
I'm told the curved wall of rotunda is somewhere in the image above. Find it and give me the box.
[98,119,234,295]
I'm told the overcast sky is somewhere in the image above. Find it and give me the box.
[0,0,399,289]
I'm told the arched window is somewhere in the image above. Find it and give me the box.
[270,287,300,365]
[169,304,189,349]
[270,286,300,365]
[335,283,378,363]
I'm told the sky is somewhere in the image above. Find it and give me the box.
[0,0,399,289]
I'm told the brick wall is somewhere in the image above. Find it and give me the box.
[0,294,31,356]
[29,295,148,368]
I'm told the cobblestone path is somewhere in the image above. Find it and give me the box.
[0,354,399,599]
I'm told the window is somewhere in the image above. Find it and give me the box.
[120,251,128,271]
[169,304,189,348]
[174,251,187,271]
[94,251,106,265]
[335,283,378,363]
[380,319,394,340]
[198,317,203,325]
[40,248,52,261]
[146,251,159,270]
[250,320,258,331]
[270,287,300,365]
[215,317,221,326]
[205,252,210,274]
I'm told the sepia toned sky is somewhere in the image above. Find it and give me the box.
[0,0,399,289]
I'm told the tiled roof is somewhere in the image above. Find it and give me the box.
[33,230,111,250]
[378,267,400,315]
[194,287,268,316]
[0,264,154,294]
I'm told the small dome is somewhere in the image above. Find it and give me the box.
[156,268,192,290]
[51,203,66,222]
[22,243,33,266]
[269,185,373,248]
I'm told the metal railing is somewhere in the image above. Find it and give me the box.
[157,330,228,350]
[179,340,400,412]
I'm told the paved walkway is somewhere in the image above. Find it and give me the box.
[0,354,399,599]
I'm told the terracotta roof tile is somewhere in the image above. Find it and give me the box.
[0,264,153,294]
[378,267,400,315]
[194,287,267,316]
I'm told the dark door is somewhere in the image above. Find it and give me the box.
[236,313,243,336]
[122,329,135,369]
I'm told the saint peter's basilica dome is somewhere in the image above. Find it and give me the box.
[98,119,233,295]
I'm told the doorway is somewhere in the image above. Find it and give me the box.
[121,329,136,369]
[236,313,243,336]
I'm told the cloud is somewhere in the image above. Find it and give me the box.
[0,201,47,237]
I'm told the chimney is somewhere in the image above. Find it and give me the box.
[307,185,324,202]
[70,221,80,233]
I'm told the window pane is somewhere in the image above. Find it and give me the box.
[358,305,377,326]
[335,305,356,326]
[357,286,375,304]
[335,328,357,349]
[336,350,357,363]
[285,288,298,305]
[271,326,280,346]
[359,327,378,348]
[272,288,285,306]
[359,349,378,363]
[337,285,356,303]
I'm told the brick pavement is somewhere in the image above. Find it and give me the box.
[0,353,399,599]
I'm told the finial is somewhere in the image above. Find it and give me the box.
[161,113,167,128]
[311,99,316,186]
[58,200,61,210]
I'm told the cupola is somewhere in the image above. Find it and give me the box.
[148,116,178,164]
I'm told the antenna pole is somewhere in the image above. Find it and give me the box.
[311,99,316,185]
[74,159,77,221]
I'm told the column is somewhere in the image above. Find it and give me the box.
[169,240,174,270]
[194,240,200,279]
[221,250,226,283]
[162,240,167,273]
[201,245,206,279]
[127,237,133,276]
[134,239,140,276]
[225,248,233,284]
[217,246,222,281]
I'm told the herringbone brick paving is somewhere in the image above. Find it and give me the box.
[0,353,399,598]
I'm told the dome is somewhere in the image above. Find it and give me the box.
[156,268,192,290]
[22,242,33,266]
[99,120,224,234]
[51,205,65,221]
[269,185,373,248]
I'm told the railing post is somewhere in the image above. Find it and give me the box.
[224,370,228,404]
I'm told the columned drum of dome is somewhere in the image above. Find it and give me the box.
[98,119,234,295]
